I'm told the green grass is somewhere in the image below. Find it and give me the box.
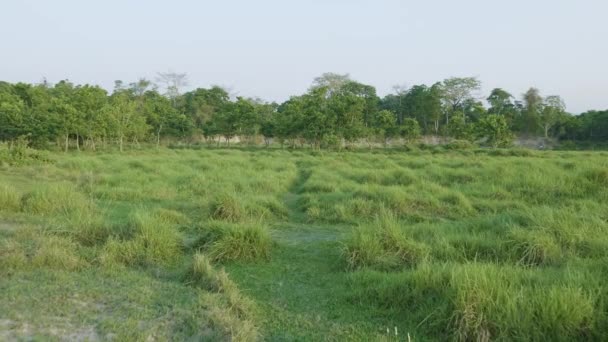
[1,147,608,340]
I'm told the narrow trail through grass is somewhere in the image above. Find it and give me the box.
[225,162,403,340]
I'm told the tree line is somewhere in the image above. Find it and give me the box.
[0,72,606,151]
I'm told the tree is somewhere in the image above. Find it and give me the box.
[0,91,26,142]
[487,88,513,115]
[445,115,472,140]
[182,86,230,136]
[72,85,108,150]
[329,90,366,144]
[400,118,421,143]
[339,81,379,127]
[540,95,565,138]
[310,72,351,95]
[475,114,513,147]
[142,90,190,146]
[105,93,147,152]
[372,109,398,145]
[522,87,543,136]
[156,71,188,105]
[441,77,481,124]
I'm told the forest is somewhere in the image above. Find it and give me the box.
[1,72,607,151]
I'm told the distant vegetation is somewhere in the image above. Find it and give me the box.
[1,148,607,340]
[1,73,606,151]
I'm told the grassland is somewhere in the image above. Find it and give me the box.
[1,146,607,341]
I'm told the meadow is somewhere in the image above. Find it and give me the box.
[1,145,608,341]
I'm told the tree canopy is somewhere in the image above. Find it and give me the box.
[0,73,605,151]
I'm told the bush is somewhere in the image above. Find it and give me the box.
[445,139,475,150]
[474,114,513,148]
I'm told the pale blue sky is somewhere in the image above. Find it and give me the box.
[1,0,607,113]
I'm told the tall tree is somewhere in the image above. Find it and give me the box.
[156,71,188,105]
[540,95,566,138]
[522,87,543,136]
[310,72,351,95]
[441,77,481,124]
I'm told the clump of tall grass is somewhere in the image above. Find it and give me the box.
[1,228,87,272]
[343,213,429,270]
[351,262,601,341]
[584,168,608,186]
[507,228,563,266]
[0,238,28,273]
[0,183,20,212]
[100,211,182,268]
[20,183,93,216]
[188,253,260,340]
[153,207,191,225]
[194,220,271,262]
[449,263,597,341]
[31,235,85,271]
[211,192,245,222]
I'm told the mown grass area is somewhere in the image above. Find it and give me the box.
[1,147,608,340]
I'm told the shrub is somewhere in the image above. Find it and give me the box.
[445,139,475,150]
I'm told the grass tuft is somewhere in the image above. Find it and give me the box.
[343,213,429,270]
[31,236,84,271]
[0,183,21,212]
[211,192,245,222]
[204,222,272,262]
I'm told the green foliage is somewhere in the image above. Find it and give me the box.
[1,75,606,149]
[399,118,421,142]
[475,114,513,147]
[445,115,472,140]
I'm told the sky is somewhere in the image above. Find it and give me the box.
[1,0,607,113]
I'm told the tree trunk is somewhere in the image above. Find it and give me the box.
[65,134,69,152]
[156,124,162,148]
[119,135,124,152]
[76,134,80,151]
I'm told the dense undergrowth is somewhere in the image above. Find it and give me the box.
[1,147,607,340]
